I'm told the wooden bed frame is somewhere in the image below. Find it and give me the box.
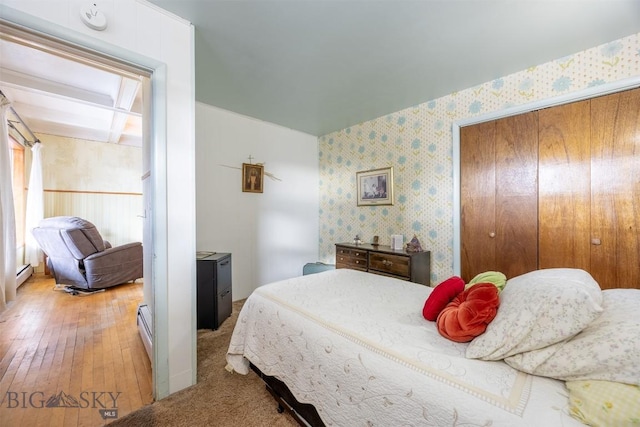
[250,363,324,426]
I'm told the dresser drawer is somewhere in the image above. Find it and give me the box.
[368,252,410,279]
[336,246,368,271]
[334,242,430,285]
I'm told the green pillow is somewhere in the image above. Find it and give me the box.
[466,271,506,292]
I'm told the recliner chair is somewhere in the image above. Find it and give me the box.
[32,216,143,289]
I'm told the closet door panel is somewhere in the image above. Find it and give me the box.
[461,121,496,282]
[538,101,591,271]
[591,88,640,289]
[494,112,539,279]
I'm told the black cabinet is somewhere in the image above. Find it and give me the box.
[196,252,232,330]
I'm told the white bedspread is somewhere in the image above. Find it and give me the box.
[226,269,583,426]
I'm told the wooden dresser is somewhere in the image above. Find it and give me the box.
[335,243,431,286]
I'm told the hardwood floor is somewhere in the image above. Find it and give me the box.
[0,274,153,426]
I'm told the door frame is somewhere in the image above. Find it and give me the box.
[452,76,640,276]
[0,8,171,399]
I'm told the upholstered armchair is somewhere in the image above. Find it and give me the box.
[32,216,143,290]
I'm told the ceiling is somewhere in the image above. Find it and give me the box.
[1,1,639,144]
[149,0,640,136]
[0,35,144,147]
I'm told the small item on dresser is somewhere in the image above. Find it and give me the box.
[372,235,379,246]
[353,235,362,245]
[406,234,423,252]
[391,234,403,250]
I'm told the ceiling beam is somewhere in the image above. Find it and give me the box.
[0,67,114,107]
[108,77,140,143]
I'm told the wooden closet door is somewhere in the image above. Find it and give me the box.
[538,100,591,271]
[461,113,538,281]
[494,113,539,279]
[461,121,496,282]
[590,88,640,289]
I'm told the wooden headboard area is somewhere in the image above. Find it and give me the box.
[460,87,640,290]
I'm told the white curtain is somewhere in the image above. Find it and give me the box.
[25,142,43,267]
[0,99,17,311]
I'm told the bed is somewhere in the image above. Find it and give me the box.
[226,268,640,426]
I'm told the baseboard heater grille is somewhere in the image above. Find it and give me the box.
[17,264,33,288]
[137,304,152,363]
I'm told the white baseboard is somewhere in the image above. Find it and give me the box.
[137,304,153,363]
[17,264,33,288]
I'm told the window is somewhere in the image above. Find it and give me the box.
[10,136,26,255]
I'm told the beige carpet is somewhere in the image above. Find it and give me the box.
[109,300,297,426]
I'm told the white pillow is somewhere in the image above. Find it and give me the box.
[466,268,603,360]
[505,289,640,385]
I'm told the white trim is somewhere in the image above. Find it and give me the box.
[452,76,640,276]
[136,0,192,26]
[188,22,198,387]
[17,264,33,287]
[149,64,170,399]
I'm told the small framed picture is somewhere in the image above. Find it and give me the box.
[356,167,394,206]
[242,163,264,193]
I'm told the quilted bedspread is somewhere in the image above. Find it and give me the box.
[226,269,583,426]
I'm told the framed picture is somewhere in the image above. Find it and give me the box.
[356,167,394,206]
[242,163,264,193]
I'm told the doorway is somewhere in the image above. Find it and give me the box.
[0,18,158,400]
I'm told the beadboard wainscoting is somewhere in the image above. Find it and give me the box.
[43,189,142,248]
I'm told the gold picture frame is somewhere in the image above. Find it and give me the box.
[356,167,394,206]
[242,163,264,193]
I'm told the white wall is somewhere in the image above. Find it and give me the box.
[1,0,196,398]
[196,103,319,300]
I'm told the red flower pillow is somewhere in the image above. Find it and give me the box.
[436,283,500,343]
[423,276,465,321]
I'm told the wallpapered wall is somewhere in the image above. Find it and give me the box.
[30,134,143,247]
[318,32,640,286]
[37,134,141,193]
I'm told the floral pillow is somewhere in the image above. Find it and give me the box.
[466,268,603,360]
[505,289,640,386]
[567,380,640,427]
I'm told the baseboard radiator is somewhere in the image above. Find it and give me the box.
[17,264,33,288]
[137,304,153,363]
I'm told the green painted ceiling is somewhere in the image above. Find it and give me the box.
[149,0,640,136]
